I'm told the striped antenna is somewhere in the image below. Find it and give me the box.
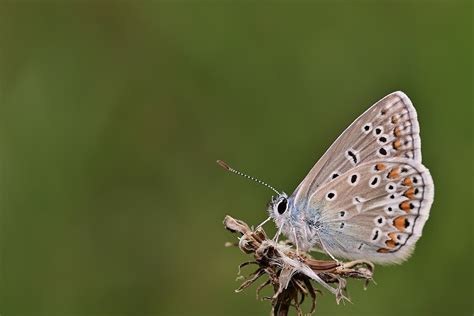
[216,160,281,195]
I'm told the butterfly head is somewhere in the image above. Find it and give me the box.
[268,192,289,219]
[216,160,291,223]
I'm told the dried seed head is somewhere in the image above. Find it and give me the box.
[224,215,375,315]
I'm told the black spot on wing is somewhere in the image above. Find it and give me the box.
[347,150,358,164]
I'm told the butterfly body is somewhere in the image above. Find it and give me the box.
[267,92,434,265]
[271,194,324,252]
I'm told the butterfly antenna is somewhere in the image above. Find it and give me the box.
[216,160,281,195]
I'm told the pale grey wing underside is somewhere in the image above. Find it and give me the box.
[293,91,421,205]
[308,158,433,264]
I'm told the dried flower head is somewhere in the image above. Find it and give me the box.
[224,215,375,316]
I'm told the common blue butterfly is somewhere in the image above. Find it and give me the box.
[219,91,434,265]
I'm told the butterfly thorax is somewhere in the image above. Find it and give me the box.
[269,194,324,252]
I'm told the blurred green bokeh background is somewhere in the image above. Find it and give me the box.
[0,2,472,316]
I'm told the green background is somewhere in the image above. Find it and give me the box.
[0,2,472,316]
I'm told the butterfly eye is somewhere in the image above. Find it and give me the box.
[277,198,288,214]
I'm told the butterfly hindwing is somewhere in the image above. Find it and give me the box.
[306,158,433,264]
[293,91,421,205]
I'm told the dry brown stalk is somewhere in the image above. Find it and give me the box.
[224,215,375,316]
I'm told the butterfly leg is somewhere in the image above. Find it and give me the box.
[316,230,342,266]
[273,224,284,243]
[255,216,271,230]
[292,227,300,256]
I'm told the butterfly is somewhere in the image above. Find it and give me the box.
[219,91,434,265]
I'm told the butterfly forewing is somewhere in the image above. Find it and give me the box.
[293,91,421,205]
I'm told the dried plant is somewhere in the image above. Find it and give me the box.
[224,215,375,316]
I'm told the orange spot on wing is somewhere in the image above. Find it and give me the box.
[394,126,402,137]
[393,139,402,150]
[404,187,415,199]
[385,239,398,248]
[403,177,412,186]
[377,248,390,253]
[394,216,407,231]
[388,167,400,179]
[400,201,411,212]
[376,163,386,171]
[388,232,398,240]
[391,115,399,124]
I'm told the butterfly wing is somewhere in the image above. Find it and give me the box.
[292,91,422,205]
[305,158,433,264]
